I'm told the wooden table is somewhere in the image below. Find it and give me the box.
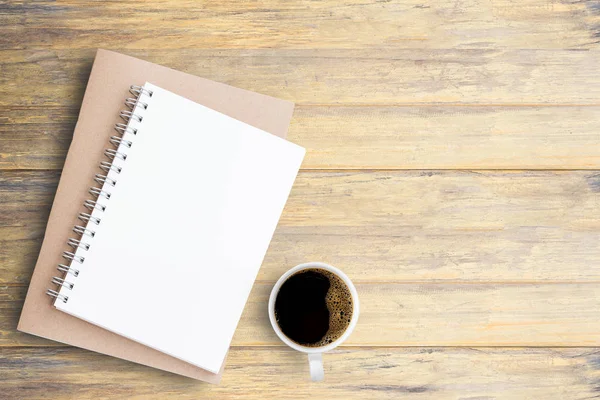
[2,1,600,398]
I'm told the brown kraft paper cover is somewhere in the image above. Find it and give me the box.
[18,49,295,383]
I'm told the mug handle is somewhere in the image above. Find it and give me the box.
[308,353,324,381]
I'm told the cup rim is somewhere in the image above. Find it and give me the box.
[268,262,360,354]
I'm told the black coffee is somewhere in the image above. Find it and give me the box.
[274,268,353,347]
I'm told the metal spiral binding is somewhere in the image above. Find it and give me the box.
[100,161,122,174]
[63,251,85,264]
[120,110,143,123]
[89,187,111,199]
[68,238,90,250]
[114,123,137,136]
[94,173,117,187]
[104,148,127,161]
[109,136,132,148]
[125,97,148,110]
[73,225,95,238]
[57,264,79,277]
[84,199,106,212]
[52,277,74,290]
[78,212,101,225]
[46,289,68,303]
[46,84,153,303]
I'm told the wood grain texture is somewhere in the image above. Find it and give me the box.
[2,49,600,106]
[4,282,600,347]
[2,347,600,400]
[1,0,599,50]
[294,105,600,170]
[2,170,599,285]
[3,0,600,395]
[3,105,600,170]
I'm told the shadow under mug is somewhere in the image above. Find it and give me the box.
[268,262,360,381]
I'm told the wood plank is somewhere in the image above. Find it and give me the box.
[3,105,600,170]
[4,0,600,395]
[0,107,74,170]
[294,105,600,169]
[2,49,600,106]
[1,347,600,399]
[2,170,599,284]
[1,0,599,50]
[4,282,600,347]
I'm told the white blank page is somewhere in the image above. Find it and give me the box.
[55,83,305,373]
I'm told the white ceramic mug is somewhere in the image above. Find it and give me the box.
[268,262,359,381]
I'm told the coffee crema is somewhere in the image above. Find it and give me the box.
[274,268,353,347]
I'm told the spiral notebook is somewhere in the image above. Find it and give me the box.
[18,49,298,383]
[41,82,305,374]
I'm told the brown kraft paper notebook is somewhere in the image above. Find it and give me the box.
[18,49,295,383]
